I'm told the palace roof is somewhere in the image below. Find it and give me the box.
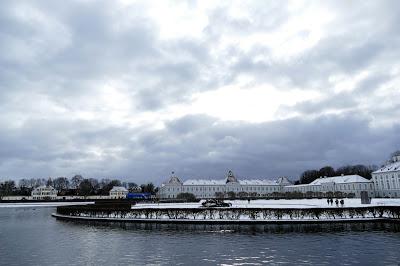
[310,175,372,185]
[372,161,400,174]
[182,178,280,186]
[239,179,279,185]
[183,179,226,185]
[110,186,128,192]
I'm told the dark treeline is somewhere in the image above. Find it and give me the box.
[0,175,157,198]
[295,150,400,185]
[296,165,378,185]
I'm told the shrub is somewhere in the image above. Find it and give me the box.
[176,193,197,202]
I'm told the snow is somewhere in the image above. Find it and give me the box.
[373,161,400,173]
[132,198,400,209]
[309,175,372,185]
[183,179,226,185]
[110,186,128,192]
[182,179,281,186]
[0,202,94,208]
[52,213,389,223]
[239,180,278,185]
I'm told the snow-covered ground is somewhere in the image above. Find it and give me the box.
[0,202,94,208]
[132,198,400,209]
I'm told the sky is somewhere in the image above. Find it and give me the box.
[0,0,399,184]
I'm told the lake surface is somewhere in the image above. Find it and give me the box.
[0,207,400,266]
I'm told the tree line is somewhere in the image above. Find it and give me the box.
[296,165,377,185]
[296,150,400,185]
[0,175,157,198]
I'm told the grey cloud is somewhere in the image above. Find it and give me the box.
[123,114,399,183]
[0,1,212,112]
[276,92,357,116]
[0,109,398,184]
[225,1,400,93]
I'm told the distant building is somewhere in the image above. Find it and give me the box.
[129,186,142,193]
[109,186,129,199]
[284,175,374,197]
[31,186,58,200]
[372,155,400,197]
[158,171,291,199]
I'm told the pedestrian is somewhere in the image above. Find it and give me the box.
[327,198,330,205]
[340,199,344,207]
[335,199,339,206]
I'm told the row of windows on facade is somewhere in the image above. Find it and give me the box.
[166,193,264,198]
[286,183,373,191]
[377,181,400,190]
[331,183,373,190]
[32,192,55,195]
[166,186,280,192]
[374,175,400,190]
[373,173,400,180]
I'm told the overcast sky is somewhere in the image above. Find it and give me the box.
[0,0,399,184]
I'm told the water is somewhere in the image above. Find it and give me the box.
[0,207,400,266]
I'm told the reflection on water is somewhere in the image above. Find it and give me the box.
[67,219,400,234]
[0,207,400,266]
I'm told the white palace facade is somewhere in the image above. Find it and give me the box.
[371,155,400,197]
[284,174,375,198]
[158,171,292,199]
[159,170,399,199]
[31,185,58,200]
[159,155,400,200]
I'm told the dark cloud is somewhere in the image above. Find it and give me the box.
[123,114,399,183]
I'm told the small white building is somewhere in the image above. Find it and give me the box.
[284,175,375,197]
[129,186,142,193]
[31,185,58,200]
[372,155,400,197]
[109,186,129,199]
[158,171,292,199]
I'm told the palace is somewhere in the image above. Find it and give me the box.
[157,155,400,200]
[159,171,379,199]
[31,185,58,200]
[109,186,129,199]
[284,174,374,197]
[158,170,292,199]
[371,155,400,197]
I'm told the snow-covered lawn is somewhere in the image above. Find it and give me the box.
[0,202,94,208]
[132,198,400,209]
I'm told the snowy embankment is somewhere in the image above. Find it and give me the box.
[132,198,400,210]
[52,198,400,223]
[0,202,94,208]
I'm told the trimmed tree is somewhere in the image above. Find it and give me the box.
[176,193,197,202]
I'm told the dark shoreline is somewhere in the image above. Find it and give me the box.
[52,212,400,225]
